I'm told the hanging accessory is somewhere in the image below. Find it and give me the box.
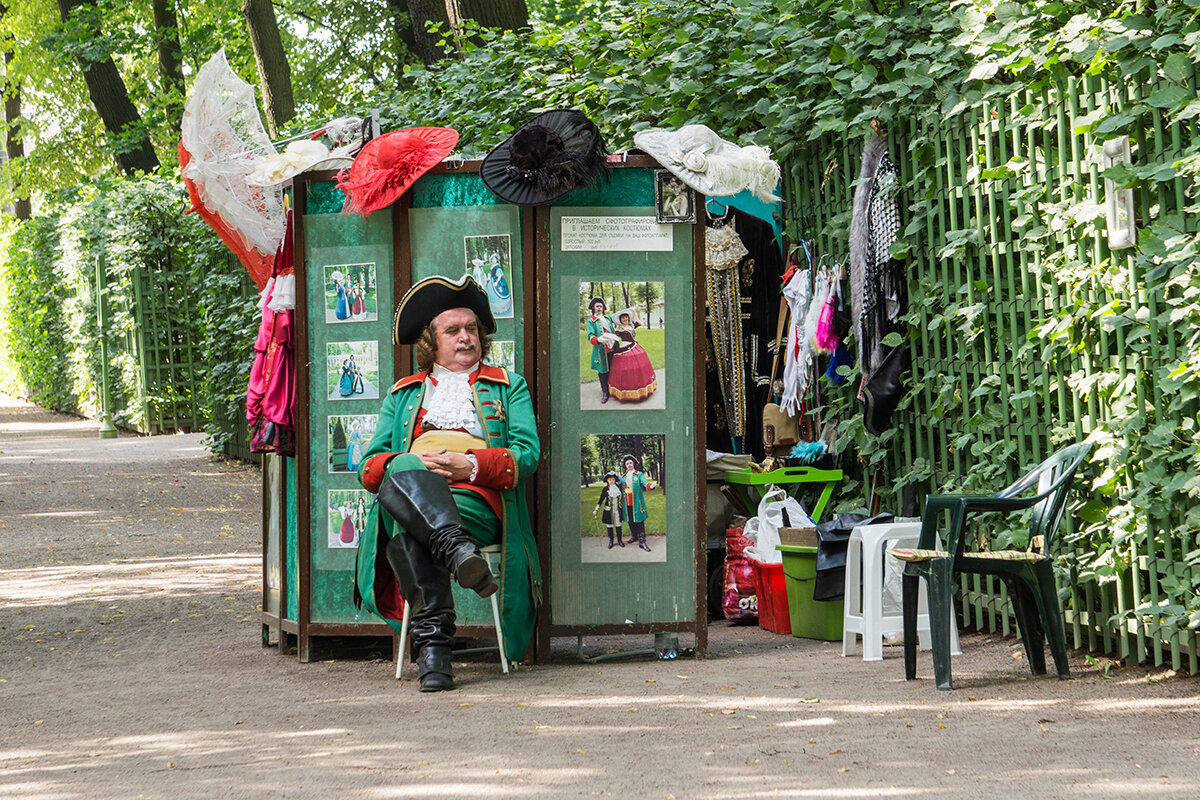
[337,127,460,216]
[762,295,802,453]
[860,343,910,436]
[706,222,750,440]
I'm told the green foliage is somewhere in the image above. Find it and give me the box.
[364,0,1200,640]
[0,173,257,452]
[0,0,413,204]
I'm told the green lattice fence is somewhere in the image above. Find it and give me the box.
[785,68,1199,672]
[128,264,205,434]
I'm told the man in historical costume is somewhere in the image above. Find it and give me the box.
[620,455,656,552]
[585,297,619,404]
[354,275,540,692]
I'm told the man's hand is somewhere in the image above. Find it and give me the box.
[592,509,597,518]
[416,449,474,482]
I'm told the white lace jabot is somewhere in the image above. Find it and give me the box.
[423,362,480,432]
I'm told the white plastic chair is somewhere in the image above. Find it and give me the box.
[842,522,961,661]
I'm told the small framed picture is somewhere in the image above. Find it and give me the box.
[654,169,695,224]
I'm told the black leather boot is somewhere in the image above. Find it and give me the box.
[415,645,454,692]
[638,527,651,552]
[607,529,614,549]
[385,533,457,691]
[616,527,625,547]
[379,469,497,598]
[599,373,610,403]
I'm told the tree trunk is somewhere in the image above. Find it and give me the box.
[458,0,528,30]
[56,0,160,175]
[151,0,185,100]
[386,0,416,86]
[241,0,295,136]
[1,6,29,219]
[405,0,453,66]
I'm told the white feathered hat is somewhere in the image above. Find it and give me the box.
[634,124,780,203]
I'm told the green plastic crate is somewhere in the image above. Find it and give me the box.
[778,544,844,641]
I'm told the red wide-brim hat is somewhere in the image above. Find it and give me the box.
[337,127,459,216]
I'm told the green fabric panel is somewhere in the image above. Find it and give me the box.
[302,209,396,625]
[308,181,346,214]
[413,172,503,208]
[408,200,525,374]
[546,178,697,626]
[557,168,657,208]
[285,455,298,622]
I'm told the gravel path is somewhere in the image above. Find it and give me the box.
[1,393,1197,799]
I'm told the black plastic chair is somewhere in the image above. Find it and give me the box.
[892,442,1092,689]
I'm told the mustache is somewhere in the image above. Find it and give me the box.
[455,343,477,352]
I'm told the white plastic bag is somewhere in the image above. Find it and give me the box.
[743,486,808,564]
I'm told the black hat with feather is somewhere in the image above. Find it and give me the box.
[480,109,608,206]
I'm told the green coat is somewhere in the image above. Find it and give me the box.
[586,314,616,373]
[623,470,650,523]
[354,365,541,662]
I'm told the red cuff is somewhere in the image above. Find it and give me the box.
[466,448,519,491]
[361,452,403,493]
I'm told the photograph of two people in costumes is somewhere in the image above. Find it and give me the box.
[580,281,665,411]
[324,263,378,323]
[326,341,379,400]
[580,433,666,564]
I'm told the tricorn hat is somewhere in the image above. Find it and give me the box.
[337,127,459,216]
[392,274,496,345]
[618,453,642,471]
[633,124,780,203]
[603,470,619,481]
[480,109,608,206]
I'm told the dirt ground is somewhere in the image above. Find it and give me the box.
[2,394,1198,800]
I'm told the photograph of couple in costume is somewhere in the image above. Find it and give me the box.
[328,489,372,548]
[579,434,666,564]
[324,263,378,324]
[326,341,379,401]
[580,281,665,411]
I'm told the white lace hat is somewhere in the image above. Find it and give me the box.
[247,139,356,186]
[633,124,780,202]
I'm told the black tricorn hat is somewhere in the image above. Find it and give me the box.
[392,274,496,345]
[603,470,619,480]
[618,453,642,471]
[480,109,608,206]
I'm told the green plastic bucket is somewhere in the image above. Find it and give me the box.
[777,544,844,641]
